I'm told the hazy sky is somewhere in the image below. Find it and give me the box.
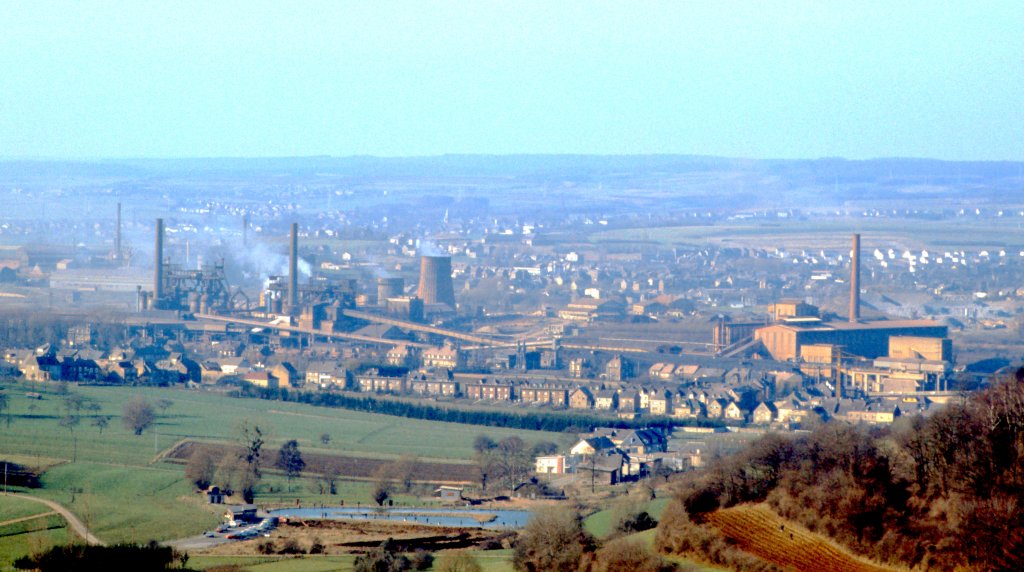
[1,1,1022,160]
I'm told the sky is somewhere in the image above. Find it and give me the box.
[1,1,1022,161]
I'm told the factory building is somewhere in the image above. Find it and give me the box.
[755,318,948,361]
[756,234,948,362]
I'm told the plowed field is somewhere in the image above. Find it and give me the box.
[707,504,898,572]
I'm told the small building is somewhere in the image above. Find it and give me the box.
[207,486,225,504]
[223,504,258,525]
[535,455,568,475]
[434,486,464,502]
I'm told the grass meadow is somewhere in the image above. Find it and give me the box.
[0,378,564,565]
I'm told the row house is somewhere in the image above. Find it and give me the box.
[706,398,744,421]
[409,377,460,397]
[649,390,673,415]
[305,361,347,388]
[421,346,462,369]
[672,399,707,419]
[385,345,418,368]
[594,390,618,410]
[464,379,514,401]
[356,368,408,394]
[518,386,569,408]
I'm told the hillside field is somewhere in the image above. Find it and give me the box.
[707,504,898,572]
[0,379,565,563]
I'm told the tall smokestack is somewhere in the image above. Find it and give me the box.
[115,202,122,264]
[154,218,164,303]
[377,277,404,303]
[850,233,861,323]
[417,255,456,307]
[288,222,299,312]
[242,213,249,247]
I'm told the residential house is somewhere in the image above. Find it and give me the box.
[751,401,777,425]
[569,387,594,410]
[356,368,408,394]
[723,401,744,421]
[422,346,462,369]
[618,391,640,413]
[271,362,300,389]
[535,455,568,475]
[569,436,616,456]
[463,379,514,401]
[305,361,347,388]
[605,355,635,381]
[244,371,279,389]
[518,386,569,408]
[648,390,673,415]
[409,374,460,397]
[385,345,417,367]
[594,390,619,411]
[577,451,628,485]
[673,399,705,419]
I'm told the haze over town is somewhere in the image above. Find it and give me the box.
[1,2,1024,572]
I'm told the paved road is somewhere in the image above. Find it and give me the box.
[6,493,105,546]
[165,534,233,551]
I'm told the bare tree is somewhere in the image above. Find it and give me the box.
[186,448,219,490]
[319,432,331,446]
[275,439,306,490]
[594,538,675,572]
[91,415,111,435]
[0,391,9,428]
[237,421,265,502]
[60,393,87,461]
[512,506,596,571]
[122,396,155,435]
[435,551,483,572]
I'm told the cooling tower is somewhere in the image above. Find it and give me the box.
[288,223,299,313]
[417,256,456,307]
[850,233,861,323]
[154,218,165,302]
[377,277,404,303]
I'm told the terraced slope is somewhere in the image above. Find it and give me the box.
[706,504,898,572]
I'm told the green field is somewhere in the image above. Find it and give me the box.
[189,549,512,571]
[0,379,564,563]
[0,495,69,571]
[583,497,669,539]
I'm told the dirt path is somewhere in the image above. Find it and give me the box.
[0,510,58,527]
[8,493,105,546]
[707,504,897,572]
[0,509,56,528]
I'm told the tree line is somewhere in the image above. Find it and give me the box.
[656,370,1024,571]
[237,384,720,434]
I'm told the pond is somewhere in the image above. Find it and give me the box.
[269,506,532,529]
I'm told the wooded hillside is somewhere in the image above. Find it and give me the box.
[656,370,1024,571]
